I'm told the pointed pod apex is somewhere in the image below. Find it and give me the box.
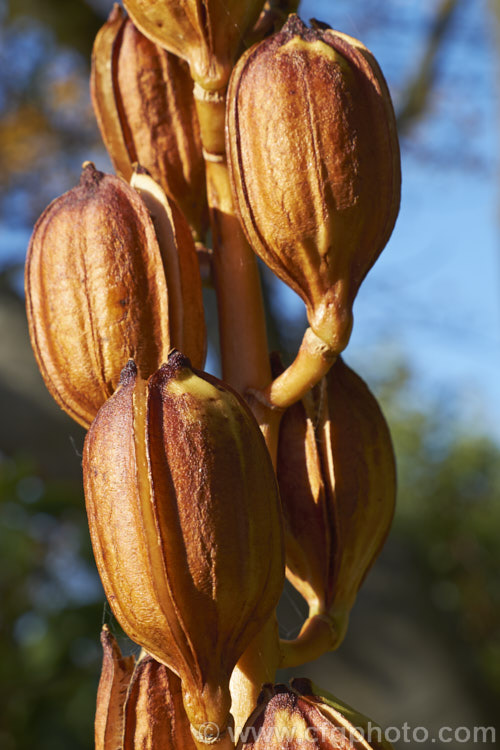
[99,623,113,649]
[150,351,193,388]
[281,13,309,38]
[120,359,138,386]
[79,161,104,191]
[109,2,125,23]
[168,349,192,368]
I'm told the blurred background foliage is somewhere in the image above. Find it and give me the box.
[0,0,499,748]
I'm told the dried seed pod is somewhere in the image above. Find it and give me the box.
[277,358,396,642]
[122,0,266,90]
[95,627,196,750]
[237,679,393,749]
[95,627,135,750]
[25,163,205,429]
[123,654,197,750]
[276,388,331,616]
[91,6,208,240]
[83,352,285,736]
[227,15,401,353]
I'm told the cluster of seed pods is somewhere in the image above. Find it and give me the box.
[25,2,401,748]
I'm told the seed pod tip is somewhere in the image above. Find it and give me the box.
[120,360,138,386]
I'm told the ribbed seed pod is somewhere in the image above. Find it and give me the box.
[122,0,266,90]
[95,627,196,750]
[83,352,284,736]
[25,163,205,429]
[227,15,401,353]
[95,627,135,750]
[277,358,396,642]
[276,385,331,617]
[237,679,393,749]
[91,5,208,240]
[123,655,196,750]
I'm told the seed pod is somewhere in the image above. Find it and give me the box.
[95,627,196,750]
[277,358,396,643]
[83,352,284,736]
[25,163,205,429]
[227,15,401,353]
[91,6,208,240]
[276,386,331,617]
[122,0,266,91]
[237,679,393,749]
[95,627,135,750]
[123,654,196,750]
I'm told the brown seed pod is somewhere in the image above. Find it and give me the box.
[25,163,205,429]
[123,654,197,750]
[83,352,285,736]
[121,0,266,91]
[276,388,332,617]
[227,15,401,353]
[91,5,208,240]
[237,679,393,749]
[95,627,135,750]
[95,627,196,750]
[277,358,396,642]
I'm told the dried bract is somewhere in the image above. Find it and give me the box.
[237,679,393,749]
[277,358,396,643]
[83,352,284,735]
[122,0,266,91]
[91,6,208,239]
[227,15,401,353]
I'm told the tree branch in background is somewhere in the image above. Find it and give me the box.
[397,0,461,134]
